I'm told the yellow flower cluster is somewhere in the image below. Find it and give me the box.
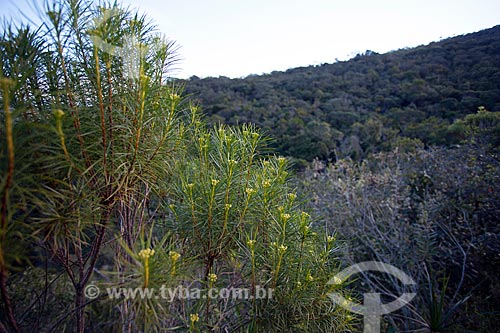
[53,109,65,118]
[198,136,209,150]
[278,245,288,253]
[245,187,256,196]
[246,239,256,248]
[138,248,155,260]
[190,313,199,323]
[211,179,219,186]
[262,179,271,187]
[208,273,217,283]
[169,250,181,262]
[288,193,297,201]
[332,276,343,284]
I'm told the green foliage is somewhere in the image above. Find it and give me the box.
[0,0,185,331]
[420,267,471,332]
[130,122,352,332]
[447,106,500,149]
[0,1,352,331]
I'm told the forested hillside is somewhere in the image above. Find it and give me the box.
[184,25,500,164]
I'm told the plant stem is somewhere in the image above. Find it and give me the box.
[144,258,149,288]
[94,47,108,180]
[0,77,19,332]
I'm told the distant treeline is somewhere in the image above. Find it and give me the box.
[183,25,500,165]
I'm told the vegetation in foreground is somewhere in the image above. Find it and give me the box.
[1,0,499,332]
[0,1,350,332]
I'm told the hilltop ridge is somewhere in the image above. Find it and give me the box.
[184,25,500,163]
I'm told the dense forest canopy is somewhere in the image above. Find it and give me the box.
[184,25,500,164]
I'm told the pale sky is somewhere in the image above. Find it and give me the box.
[1,0,500,78]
